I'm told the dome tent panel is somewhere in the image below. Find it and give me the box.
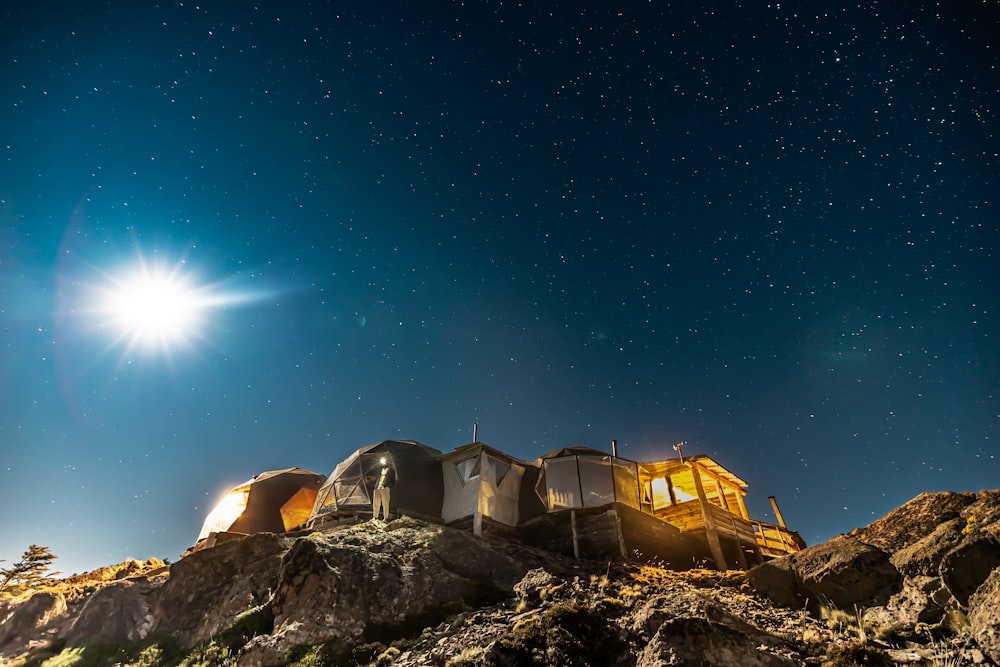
[279,485,320,531]
[311,440,444,520]
[198,483,252,541]
[197,467,326,541]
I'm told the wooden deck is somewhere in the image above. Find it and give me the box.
[653,500,758,568]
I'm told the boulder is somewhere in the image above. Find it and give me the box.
[889,518,966,577]
[637,615,796,667]
[748,535,900,610]
[939,536,1000,607]
[0,592,66,650]
[512,568,559,608]
[862,575,952,628]
[242,518,530,665]
[968,567,1000,664]
[745,557,799,608]
[64,579,157,646]
[151,531,289,647]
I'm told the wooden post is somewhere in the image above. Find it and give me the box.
[691,464,728,570]
[730,516,748,569]
[570,509,580,560]
[735,491,750,520]
[473,453,485,536]
[714,479,731,511]
[613,508,627,559]
[769,496,787,529]
[751,537,764,565]
[666,475,678,506]
[473,508,483,537]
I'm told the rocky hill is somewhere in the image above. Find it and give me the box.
[1,490,998,666]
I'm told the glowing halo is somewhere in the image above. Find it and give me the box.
[78,250,268,358]
[99,263,204,348]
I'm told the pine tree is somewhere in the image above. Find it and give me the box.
[0,544,60,594]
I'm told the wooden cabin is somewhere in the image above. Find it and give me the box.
[637,455,804,569]
[509,448,802,569]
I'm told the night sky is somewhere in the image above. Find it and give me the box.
[2,2,996,576]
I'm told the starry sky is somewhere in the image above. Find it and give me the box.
[1,1,996,576]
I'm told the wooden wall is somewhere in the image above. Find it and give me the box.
[617,503,705,569]
[519,503,710,567]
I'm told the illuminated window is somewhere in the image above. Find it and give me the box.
[674,487,697,503]
[650,477,671,510]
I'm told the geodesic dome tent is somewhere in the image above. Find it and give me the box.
[311,440,444,520]
[197,467,327,541]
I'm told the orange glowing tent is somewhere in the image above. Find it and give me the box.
[198,467,326,541]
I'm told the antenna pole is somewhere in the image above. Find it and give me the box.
[473,421,478,443]
[672,440,686,464]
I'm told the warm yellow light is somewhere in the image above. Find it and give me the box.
[674,487,697,503]
[650,477,697,509]
[198,486,250,540]
[650,477,670,509]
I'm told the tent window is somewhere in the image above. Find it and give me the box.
[612,458,640,509]
[488,456,511,487]
[534,470,548,506]
[454,454,481,487]
[544,457,582,510]
[334,476,370,507]
[577,456,615,508]
[314,486,337,513]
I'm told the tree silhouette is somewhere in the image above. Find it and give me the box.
[0,545,60,594]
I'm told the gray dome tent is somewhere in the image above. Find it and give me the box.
[311,440,444,521]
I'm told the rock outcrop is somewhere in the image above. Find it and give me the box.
[64,579,158,646]
[748,534,900,610]
[151,531,289,647]
[969,567,1000,663]
[240,518,535,664]
[748,489,1000,663]
[0,591,67,651]
[0,491,996,666]
[0,557,165,656]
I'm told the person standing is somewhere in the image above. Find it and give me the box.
[372,457,396,521]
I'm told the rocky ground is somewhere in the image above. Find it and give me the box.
[1,489,997,666]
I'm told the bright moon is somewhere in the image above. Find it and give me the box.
[108,273,200,342]
[97,262,209,351]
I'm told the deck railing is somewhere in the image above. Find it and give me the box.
[751,520,803,554]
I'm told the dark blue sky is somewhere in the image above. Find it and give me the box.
[2,1,996,575]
